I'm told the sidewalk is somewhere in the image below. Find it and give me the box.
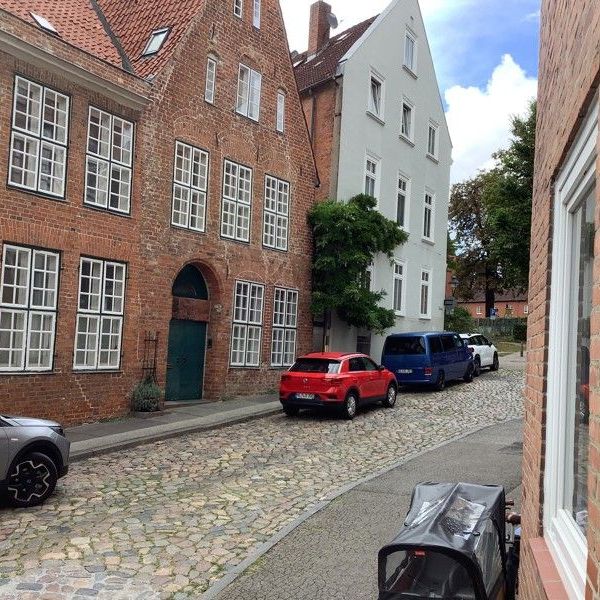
[67,394,281,461]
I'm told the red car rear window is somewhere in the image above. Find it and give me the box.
[289,359,341,374]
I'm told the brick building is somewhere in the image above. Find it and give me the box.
[520,2,600,598]
[457,291,528,319]
[0,0,317,425]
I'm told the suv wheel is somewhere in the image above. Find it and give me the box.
[7,452,58,508]
[382,384,397,408]
[342,392,358,420]
[463,363,474,383]
[473,357,481,377]
[490,353,500,371]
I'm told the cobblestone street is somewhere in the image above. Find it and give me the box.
[0,369,523,599]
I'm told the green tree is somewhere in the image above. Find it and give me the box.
[444,307,474,333]
[309,194,408,334]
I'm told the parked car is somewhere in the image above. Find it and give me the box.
[279,352,398,420]
[381,332,474,391]
[0,415,70,508]
[460,333,500,376]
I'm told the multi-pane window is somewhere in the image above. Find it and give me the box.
[276,91,286,133]
[420,269,431,318]
[234,0,243,18]
[404,31,417,72]
[171,142,209,232]
[221,160,252,241]
[253,0,261,27]
[263,175,290,251]
[393,261,405,315]
[236,64,262,121]
[9,76,69,197]
[365,156,379,199]
[401,100,414,140]
[74,257,126,370]
[397,174,409,229]
[231,281,264,367]
[205,57,217,104]
[85,107,134,214]
[0,245,59,372]
[423,191,434,241]
[271,288,298,367]
[428,122,438,158]
[368,73,383,118]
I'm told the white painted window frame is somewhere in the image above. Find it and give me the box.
[400,97,415,143]
[397,171,410,231]
[142,28,169,56]
[230,280,264,367]
[205,56,217,104]
[364,153,381,203]
[404,29,418,75]
[367,69,385,121]
[427,120,439,160]
[263,175,290,251]
[233,0,243,19]
[276,91,285,133]
[422,189,435,242]
[544,97,597,600]
[271,287,298,367]
[393,260,406,317]
[419,268,432,319]
[236,64,262,122]
[253,0,261,28]
[221,159,253,242]
[476,306,482,316]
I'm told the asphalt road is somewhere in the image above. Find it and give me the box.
[218,418,523,600]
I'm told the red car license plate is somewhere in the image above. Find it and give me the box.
[296,393,314,400]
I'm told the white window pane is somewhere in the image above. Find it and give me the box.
[38,142,66,196]
[248,284,264,324]
[263,211,276,248]
[221,199,237,238]
[234,281,249,322]
[13,77,42,135]
[189,191,206,231]
[1,246,31,307]
[233,0,243,18]
[175,142,192,185]
[88,107,111,158]
[109,165,131,212]
[79,259,103,312]
[0,310,26,369]
[99,316,122,368]
[283,329,296,365]
[265,176,277,211]
[9,133,39,189]
[112,117,133,166]
[172,185,190,228]
[273,288,286,326]
[249,70,262,121]
[27,312,55,369]
[237,66,250,115]
[236,204,251,241]
[271,328,284,366]
[276,215,288,250]
[42,89,69,144]
[230,323,247,366]
[191,149,208,191]
[31,251,59,309]
[277,92,285,132]
[205,58,217,104]
[74,314,99,368]
[253,0,261,27]
[246,325,261,366]
[286,291,298,327]
[85,157,110,207]
[103,263,125,314]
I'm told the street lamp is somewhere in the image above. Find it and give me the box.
[450,275,459,297]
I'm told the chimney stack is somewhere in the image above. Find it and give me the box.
[308,1,331,55]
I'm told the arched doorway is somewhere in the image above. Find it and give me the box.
[165,265,209,402]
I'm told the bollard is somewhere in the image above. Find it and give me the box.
[520,342,524,357]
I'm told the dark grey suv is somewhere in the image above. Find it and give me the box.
[0,415,70,508]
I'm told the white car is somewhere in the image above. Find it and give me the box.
[460,334,499,376]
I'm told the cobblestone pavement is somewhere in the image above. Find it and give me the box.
[0,369,523,599]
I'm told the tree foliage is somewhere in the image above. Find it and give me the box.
[309,194,408,334]
[444,307,474,333]
[450,100,536,313]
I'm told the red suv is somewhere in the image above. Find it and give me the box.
[279,352,398,420]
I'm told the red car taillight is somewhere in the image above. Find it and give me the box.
[424,367,433,376]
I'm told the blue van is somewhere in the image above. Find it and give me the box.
[381,332,474,391]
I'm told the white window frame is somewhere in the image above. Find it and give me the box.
[427,120,439,159]
[476,306,482,316]
[9,76,69,198]
[397,172,410,231]
[85,106,134,215]
[276,91,285,133]
[171,141,209,233]
[73,257,126,371]
[142,28,169,56]
[230,280,264,367]
[221,159,253,242]
[236,64,262,122]
[419,269,432,319]
[364,154,380,202]
[205,56,217,104]
[271,287,298,367]
[263,175,290,251]
[401,98,415,142]
[544,98,597,599]
[368,70,385,121]
[404,29,417,74]
[423,189,435,242]
[234,0,243,18]
[524,305,529,315]
[393,260,406,316]
[253,0,261,28]
[0,245,59,372]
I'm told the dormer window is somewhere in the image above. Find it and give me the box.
[142,28,170,57]
[30,12,58,34]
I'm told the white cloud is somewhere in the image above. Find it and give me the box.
[445,54,537,183]
[523,10,541,22]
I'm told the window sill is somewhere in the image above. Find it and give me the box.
[421,237,435,246]
[235,110,260,124]
[529,538,569,600]
[394,311,405,318]
[366,111,385,126]
[419,316,432,320]
[262,244,289,253]
[7,183,67,203]
[0,370,58,376]
[83,202,132,218]
[426,153,439,164]
[171,222,206,234]
[399,134,415,147]
[73,369,124,374]
[220,235,251,245]
[403,64,418,79]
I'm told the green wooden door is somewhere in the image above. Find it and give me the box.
[165,320,207,401]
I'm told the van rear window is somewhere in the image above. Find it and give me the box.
[289,359,340,374]
[384,336,426,355]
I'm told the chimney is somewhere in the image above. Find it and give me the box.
[308,1,331,55]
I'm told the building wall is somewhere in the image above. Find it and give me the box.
[521,0,600,597]
[332,0,451,358]
[136,0,317,401]
[0,51,145,425]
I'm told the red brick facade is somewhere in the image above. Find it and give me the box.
[521,1,600,598]
[0,0,317,425]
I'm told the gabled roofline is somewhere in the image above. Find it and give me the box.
[89,0,134,73]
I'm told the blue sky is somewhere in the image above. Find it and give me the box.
[282,0,540,182]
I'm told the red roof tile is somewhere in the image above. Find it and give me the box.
[96,0,206,79]
[294,16,377,93]
[0,0,123,68]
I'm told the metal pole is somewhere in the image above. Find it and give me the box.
[520,341,524,357]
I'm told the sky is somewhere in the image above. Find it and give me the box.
[281,0,540,183]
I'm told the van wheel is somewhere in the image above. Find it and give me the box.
[342,392,358,420]
[463,363,474,383]
[473,357,481,377]
[434,371,445,392]
[382,384,397,408]
[490,353,500,371]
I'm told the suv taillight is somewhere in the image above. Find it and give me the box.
[424,367,433,376]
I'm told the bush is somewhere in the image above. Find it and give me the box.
[132,378,163,412]
[444,307,475,333]
[513,320,527,342]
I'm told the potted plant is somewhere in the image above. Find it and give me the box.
[132,377,163,414]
